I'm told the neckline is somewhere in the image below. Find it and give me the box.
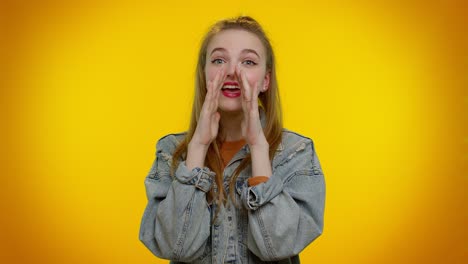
[221,138,246,150]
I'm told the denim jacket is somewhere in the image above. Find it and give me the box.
[139,110,326,263]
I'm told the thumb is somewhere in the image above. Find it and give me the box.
[214,111,221,123]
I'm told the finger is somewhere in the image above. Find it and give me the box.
[235,64,241,82]
[251,81,259,111]
[212,111,221,138]
[214,111,220,124]
[211,67,224,108]
[212,68,222,93]
[214,68,226,107]
[207,75,215,100]
[240,68,251,102]
[208,68,223,108]
[215,66,226,90]
[205,80,213,104]
[216,66,226,94]
[235,65,244,95]
[236,67,249,114]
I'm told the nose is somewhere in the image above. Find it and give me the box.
[225,62,238,80]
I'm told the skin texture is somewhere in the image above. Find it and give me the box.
[187,29,272,178]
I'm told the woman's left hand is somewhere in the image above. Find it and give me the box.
[236,65,268,148]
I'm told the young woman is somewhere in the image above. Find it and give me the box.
[139,16,326,263]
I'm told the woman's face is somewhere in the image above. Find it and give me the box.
[205,29,270,113]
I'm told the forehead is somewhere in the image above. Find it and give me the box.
[207,29,265,57]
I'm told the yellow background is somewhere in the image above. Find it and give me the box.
[2,0,466,263]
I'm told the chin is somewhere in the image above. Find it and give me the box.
[218,104,242,113]
[218,99,242,112]
[219,107,242,113]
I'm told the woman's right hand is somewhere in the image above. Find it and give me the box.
[191,67,226,147]
[187,67,225,170]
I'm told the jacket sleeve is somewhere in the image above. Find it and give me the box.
[138,137,214,262]
[240,138,326,261]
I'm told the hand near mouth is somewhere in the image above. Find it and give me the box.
[186,66,227,170]
[236,65,268,148]
[191,66,226,147]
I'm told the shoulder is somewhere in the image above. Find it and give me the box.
[280,128,315,151]
[272,128,316,170]
[155,131,187,154]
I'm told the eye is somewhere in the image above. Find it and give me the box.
[243,60,257,66]
[211,58,225,64]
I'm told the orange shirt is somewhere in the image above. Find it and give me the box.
[220,139,269,187]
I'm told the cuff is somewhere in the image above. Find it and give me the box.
[248,176,270,186]
[240,174,284,211]
[174,161,216,193]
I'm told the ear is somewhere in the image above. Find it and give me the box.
[263,70,271,92]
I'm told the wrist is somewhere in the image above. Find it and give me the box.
[248,132,268,148]
[188,141,210,153]
[187,141,209,170]
[249,140,269,152]
[250,143,272,178]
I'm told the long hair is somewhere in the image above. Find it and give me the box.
[170,16,283,222]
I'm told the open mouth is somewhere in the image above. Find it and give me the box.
[221,82,241,97]
[221,85,240,91]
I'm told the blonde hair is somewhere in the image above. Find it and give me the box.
[171,16,283,222]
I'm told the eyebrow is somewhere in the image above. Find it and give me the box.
[209,47,260,58]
